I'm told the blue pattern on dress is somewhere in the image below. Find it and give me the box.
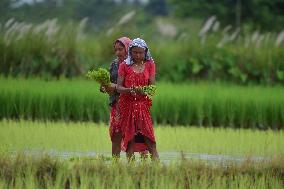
[109,58,120,106]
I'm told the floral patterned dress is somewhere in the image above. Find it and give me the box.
[108,37,132,142]
[109,59,122,140]
[118,60,156,151]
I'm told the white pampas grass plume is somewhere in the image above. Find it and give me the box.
[117,11,136,26]
[5,18,15,29]
[106,10,136,36]
[229,28,240,41]
[251,31,259,44]
[33,22,48,34]
[45,19,59,42]
[212,21,220,32]
[77,17,88,42]
[156,19,177,38]
[199,15,216,37]
[199,16,217,45]
[222,25,232,35]
[4,21,19,45]
[106,27,114,36]
[17,23,33,40]
[217,26,236,48]
[275,31,284,47]
[255,35,264,48]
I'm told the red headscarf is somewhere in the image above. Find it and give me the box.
[115,37,132,55]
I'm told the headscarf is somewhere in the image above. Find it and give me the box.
[115,37,132,55]
[125,38,153,65]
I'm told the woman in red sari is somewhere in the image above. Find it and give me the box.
[102,37,148,158]
[101,37,132,158]
[117,38,159,160]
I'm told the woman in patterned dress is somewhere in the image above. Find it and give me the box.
[102,37,148,158]
[101,37,131,158]
[116,38,159,160]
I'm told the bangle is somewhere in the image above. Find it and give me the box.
[130,87,135,94]
[101,86,106,93]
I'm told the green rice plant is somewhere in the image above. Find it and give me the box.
[0,77,109,122]
[153,81,284,129]
[1,120,284,156]
[0,154,284,189]
[139,85,157,98]
[86,68,111,86]
[1,78,284,128]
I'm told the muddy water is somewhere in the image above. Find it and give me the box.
[11,150,268,164]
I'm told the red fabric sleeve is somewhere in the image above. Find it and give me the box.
[149,61,156,76]
[118,63,126,77]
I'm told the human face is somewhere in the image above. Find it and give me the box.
[131,47,145,63]
[114,42,127,61]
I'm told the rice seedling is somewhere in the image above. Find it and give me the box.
[139,85,157,98]
[86,68,111,86]
[1,78,284,128]
[0,120,283,157]
[0,154,283,189]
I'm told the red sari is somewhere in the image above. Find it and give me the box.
[109,37,132,143]
[109,96,120,139]
[118,60,156,151]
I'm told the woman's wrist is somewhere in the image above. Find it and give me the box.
[100,86,106,93]
[129,87,135,95]
[113,84,117,92]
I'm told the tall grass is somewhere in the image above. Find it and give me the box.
[1,78,284,129]
[0,154,283,189]
[0,78,109,122]
[154,82,284,129]
[1,120,283,156]
[0,18,283,83]
[0,18,88,78]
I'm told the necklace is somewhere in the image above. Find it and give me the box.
[133,61,144,72]
[134,61,144,66]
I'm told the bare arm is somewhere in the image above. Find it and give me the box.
[100,83,118,95]
[99,85,106,93]
[149,75,155,85]
[116,72,155,95]
[149,62,156,85]
[116,76,133,94]
[100,62,116,94]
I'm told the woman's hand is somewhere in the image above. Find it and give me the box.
[103,83,117,94]
[130,86,145,95]
[129,87,136,95]
[100,85,106,93]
